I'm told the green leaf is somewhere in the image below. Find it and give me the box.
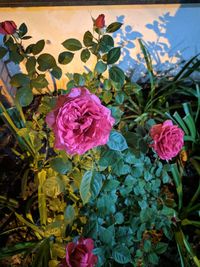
[95,60,107,74]
[155,242,168,254]
[112,245,131,264]
[16,87,33,107]
[99,226,114,245]
[107,131,128,151]
[83,31,94,47]
[9,50,24,64]
[106,22,123,33]
[0,242,37,260]
[51,66,62,79]
[37,53,56,71]
[103,91,112,104]
[99,35,114,53]
[91,172,104,200]
[43,177,65,198]
[74,73,85,86]
[80,171,103,204]
[32,239,50,267]
[64,205,75,224]
[18,23,28,37]
[58,51,74,64]
[148,252,159,265]
[50,157,72,174]
[31,74,48,89]
[32,39,45,55]
[10,73,30,88]
[109,66,125,87]
[109,106,124,124]
[144,240,152,253]
[80,171,93,204]
[81,48,90,63]
[0,46,7,59]
[62,38,82,51]
[26,56,36,74]
[107,47,121,64]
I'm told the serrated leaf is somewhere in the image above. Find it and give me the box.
[16,87,33,107]
[58,51,74,64]
[103,91,112,104]
[80,171,103,204]
[62,38,82,51]
[51,66,62,79]
[18,23,27,37]
[107,47,121,64]
[106,22,123,33]
[83,31,94,47]
[43,177,65,198]
[112,245,131,264]
[10,73,30,87]
[107,131,128,151]
[31,74,48,89]
[64,205,75,224]
[50,157,72,174]
[26,56,36,74]
[99,35,114,53]
[95,60,107,74]
[109,66,125,87]
[37,53,56,71]
[81,48,90,63]
[32,40,45,55]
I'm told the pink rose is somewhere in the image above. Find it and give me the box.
[94,14,105,29]
[0,20,17,35]
[66,238,98,267]
[46,87,115,155]
[150,120,184,160]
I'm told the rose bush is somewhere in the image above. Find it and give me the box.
[46,87,115,155]
[0,15,199,267]
[0,20,17,35]
[66,238,97,267]
[150,120,184,160]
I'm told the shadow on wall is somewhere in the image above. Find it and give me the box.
[115,5,200,81]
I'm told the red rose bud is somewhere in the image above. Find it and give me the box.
[94,14,105,29]
[66,238,98,267]
[0,20,17,35]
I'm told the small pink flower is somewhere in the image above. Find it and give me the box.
[0,20,17,35]
[94,14,105,29]
[150,120,184,160]
[46,87,115,155]
[66,238,97,267]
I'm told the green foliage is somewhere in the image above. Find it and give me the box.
[1,15,200,267]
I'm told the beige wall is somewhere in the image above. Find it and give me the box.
[0,4,200,84]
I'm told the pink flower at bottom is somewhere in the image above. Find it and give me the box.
[46,87,115,155]
[66,238,97,267]
[150,120,184,160]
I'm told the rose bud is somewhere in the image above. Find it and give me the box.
[0,20,17,35]
[94,14,105,29]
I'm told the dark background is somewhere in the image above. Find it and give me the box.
[0,0,200,7]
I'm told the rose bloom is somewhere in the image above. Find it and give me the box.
[46,87,115,155]
[0,20,17,35]
[94,14,105,29]
[150,120,184,160]
[66,238,97,267]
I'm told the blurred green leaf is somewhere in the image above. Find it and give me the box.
[62,38,82,51]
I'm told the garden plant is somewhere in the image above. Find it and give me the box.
[0,15,200,267]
